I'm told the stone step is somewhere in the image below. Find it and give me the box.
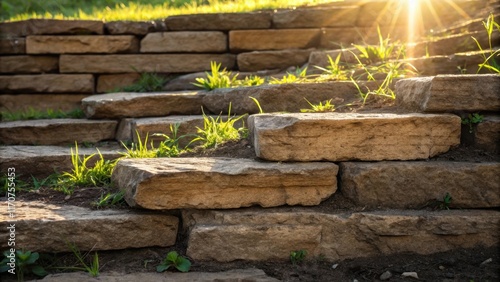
[112,157,338,210]
[0,201,178,253]
[249,112,461,161]
[0,145,123,179]
[396,74,500,112]
[340,161,500,209]
[0,119,118,145]
[183,209,500,262]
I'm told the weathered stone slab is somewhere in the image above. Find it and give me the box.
[249,113,461,161]
[0,145,123,179]
[273,6,358,28]
[141,32,227,53]
[60,54,235,73]
[0,74,94,93]
[340,162,500,209]
[0,56,58,73]
[36,269,279,282]
[105,20,166,35]
[26,35,139,54]
[229,29,321,52]
[0,94,88,112]
[165,12,272,31]
[406,52,489,75]
[0,201,178,252]
[0,37,25,54]
[113,158,338,210]
[0,19,103,36]
[82,91,204,119]
[476,115,500,153]
[237,49,312,72]
[96,73,141,93]
[202,81,366,115]
[396,74,500,112]
[184,209,500,262]
[0,119,117,145]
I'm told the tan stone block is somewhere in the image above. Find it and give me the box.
[0,56,58,73]
[273,6,359,28]
[105,21,160,35]
[396,74,500,112]
[0,94,88,112]
[0,74,94,93]
[165,12,272,31]
[0,19,103,36]
[96,73,141,93]
[26,35,139,54]
[476,115,500,153]
[0,201,178,252]
[140,32,227,53]
[229,29,321,52]
[405,52,490,76]
[237,49,312,72]
[60,54,235,73]
[249,113,461,161]
[341,161,500,209]
[113,158,338,210]
[0,37,26,54]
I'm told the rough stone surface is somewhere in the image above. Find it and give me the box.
[35,269,279,282]
[105,20,163,35]
[237,49,312,72]
[406,52,490,75]
[113,158,338,210]
[0,201,178,252]
[0,37,26,54]
[249,113,461,161]
[0,19,104,36]
[476,115,500,153]
[26,35,139,54]
[165,12,272,31]
[141,32,227,53]
[202,81,366,115]
[273,6,358,28]
[0,94,88,112]
[184,209,500,262]
[229,29,321,52]
[96,73,141,93]
[396,74,500,112]
[0,74,94,93]
[82,91,205,119]
[0,119,117,145]
[340,161,500,209]
[319,26,407,48]
[60,54,235,73]
[0,145,122,179]
[0,56,58,73]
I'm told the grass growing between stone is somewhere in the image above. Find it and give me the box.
[0,108,85,122]
[472,13,500,73]
[115,72,169,93]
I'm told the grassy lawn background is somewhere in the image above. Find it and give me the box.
[1,0,338,22]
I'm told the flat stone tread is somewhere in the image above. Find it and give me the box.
[0,144,124,158]
[0,118,117,128]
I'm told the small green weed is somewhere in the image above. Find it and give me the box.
[270,67,308,84]
[152,124,189,157]
[440,192,453,210]
[118,72,168,92]
[462,113,483,133]
[120,131,157,159]
[234,75,266,87]
[92,190,126,209]
[1,108,84,122]
[249,96,264,114]
[314,54,350,81]
[472,13,500,73]
[301,99,336,113]
[156,251,191,273]
[193,61,238,91]
[0,250,48,281]
[67,243,100,277]
[290,250,307,265]
[352,26,406,64]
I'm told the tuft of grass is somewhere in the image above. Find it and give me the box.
[301,99,336,113]
[193,61,238,91]
[153,124,190,157]
[1,108,85,122]
[269,66,308,84]
[472,13,500,73]
[92,190,126,209]
[352,25,406,64]
[66,243,100,277]
[120,131,157,159]
[290,250,307,265]
[117,72,168,92]
[314,53,351,81]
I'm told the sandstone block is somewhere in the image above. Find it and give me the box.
[105,21,162,35]
[113,158,338,210]
[141,32,227,53]
[96,73,141,93]
[229,29,321,52]
[0,201,178,252]
[0,56,58,73]
[0,94,88,112]
[0,19,103,36]
[273,6,358,28]
[0,119,117,145]
[165,12,272,31]
[476,115,500,153]
[237,49,312,72]
[406,52,489,75]
[249,113,461,161]
[396,74,500,112]
[0,74,94,93]
[82,91,204,119]
[0,145,122,179]
[184,209,500,261]
[0,37,25,54]
[60,54,235,73]
[340,161,500,209]
[26,35,139,54]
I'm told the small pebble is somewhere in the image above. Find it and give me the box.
[401,272,419,279]
[480,258,493,266]
[439,265,445,270]
[331,263,339,269]
[64,195,71,200]
[380,270,392,280]
[353,280,359,282]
